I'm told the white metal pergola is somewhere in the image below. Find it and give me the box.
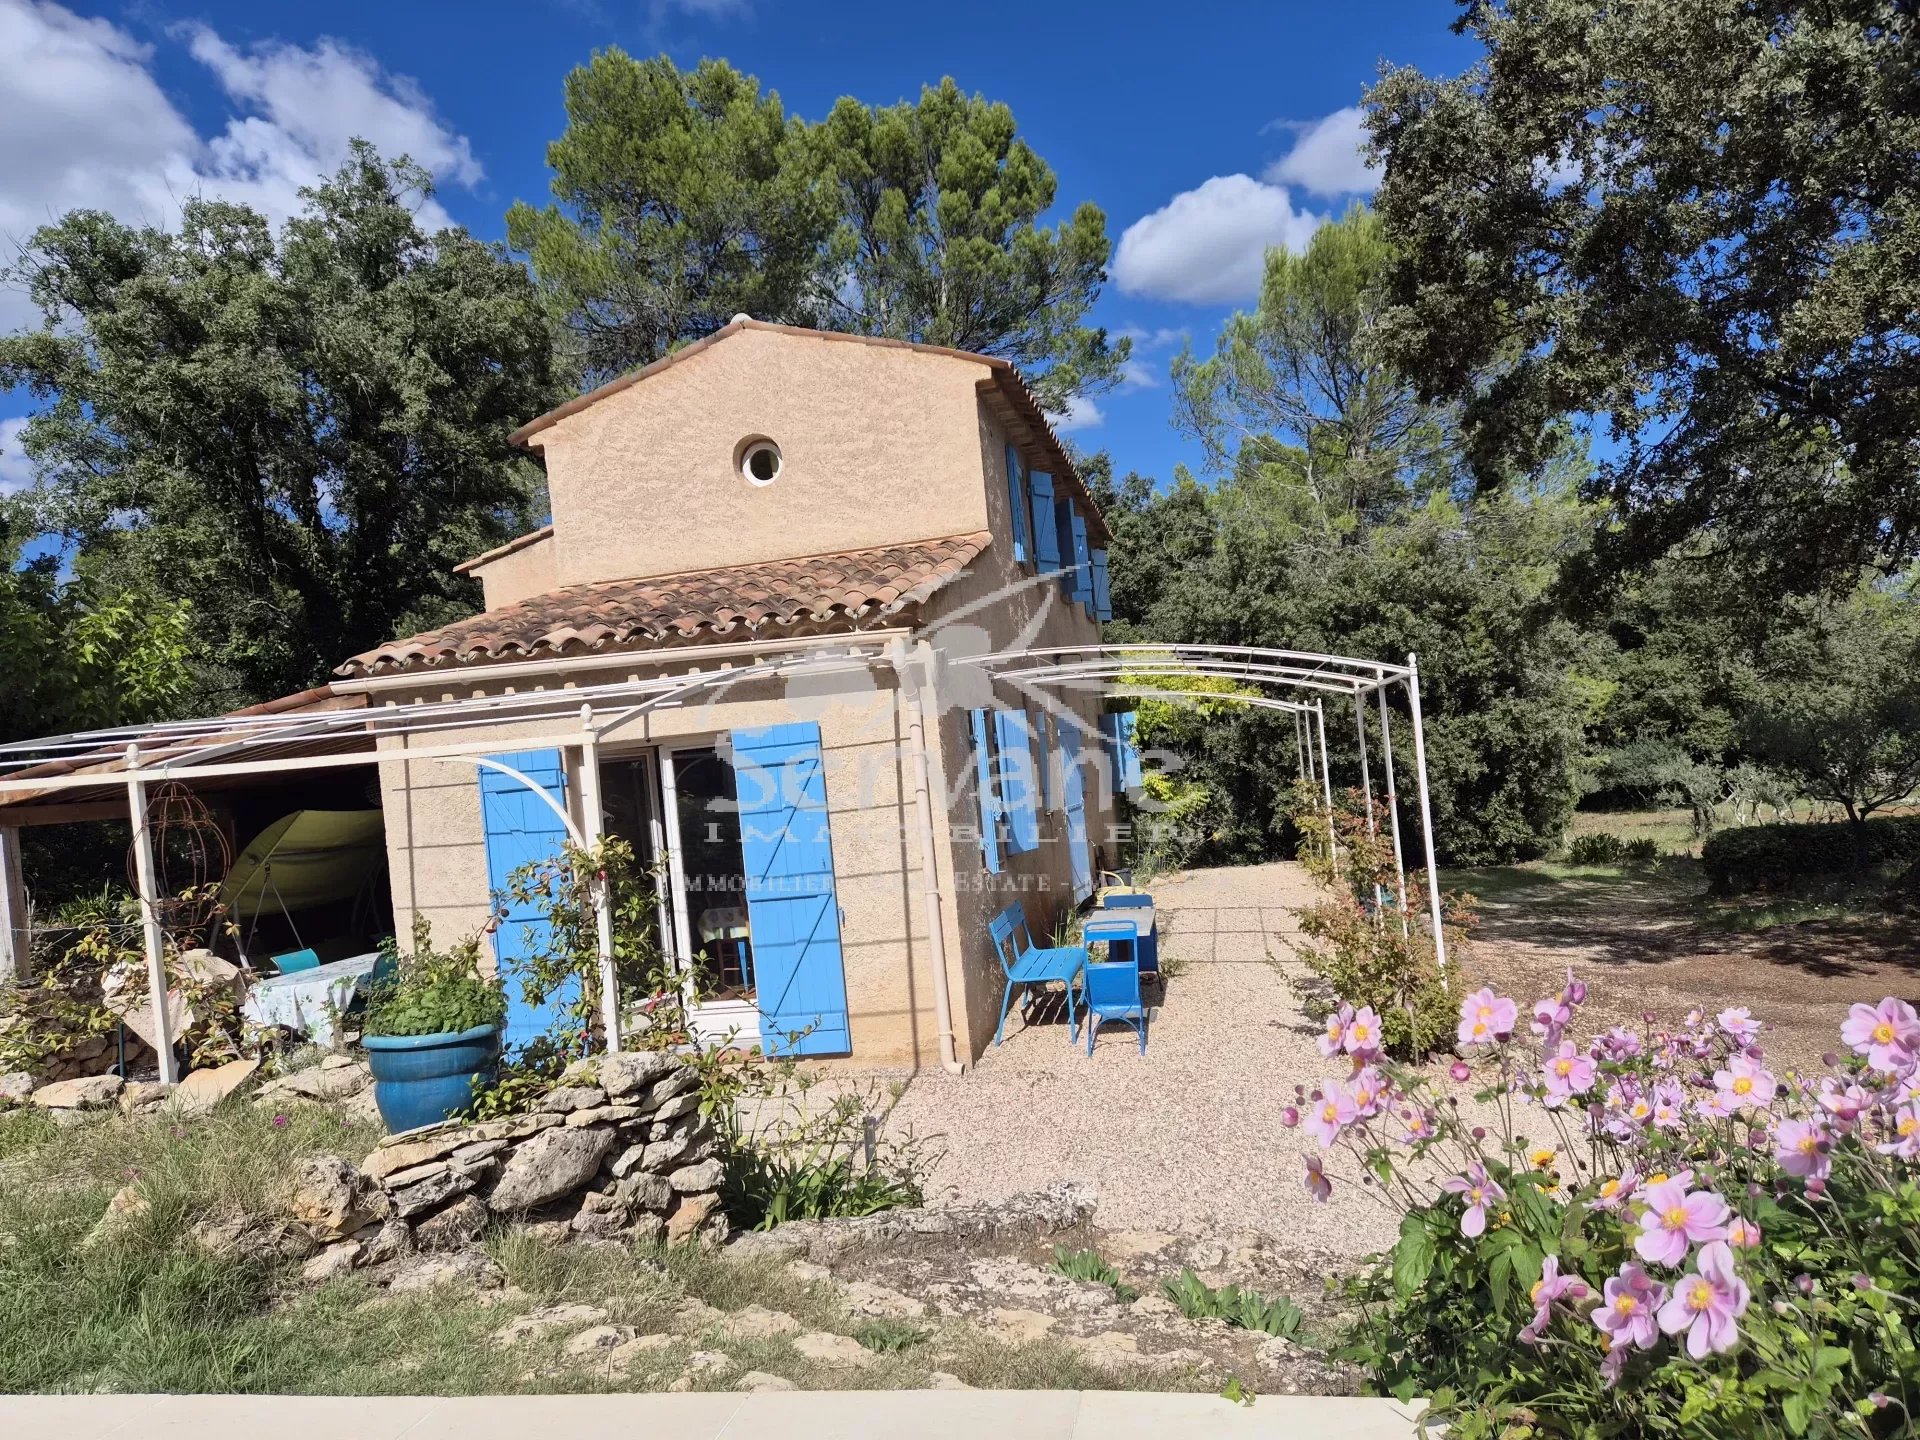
[0,639,1446,1082]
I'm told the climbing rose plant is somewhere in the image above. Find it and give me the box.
[1296,978,1920,1436]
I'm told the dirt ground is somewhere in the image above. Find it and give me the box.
[1454,861,1920,1073]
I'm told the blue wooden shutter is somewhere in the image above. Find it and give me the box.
[1030,471,1060,573]
[968,708,1002,875]
[1069,508,1094,613]
[1118,711,1143,791]
[1057,718,1094,901]
[1004,444,1030,566]
[1100,713,1124,794]
[731,722,850,1057]
[1091,548,1112,622]
[479,750,579,1051]
[995,710,1040,853]
[1054,493,1076,598]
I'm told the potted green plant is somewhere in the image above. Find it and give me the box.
[360,918,506,1133]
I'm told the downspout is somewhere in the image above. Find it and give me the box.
[889,637,965,1076]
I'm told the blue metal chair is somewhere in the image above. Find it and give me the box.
[989,905,1087,1045]
[1082,924,1149,1055]
[271,947,321,975]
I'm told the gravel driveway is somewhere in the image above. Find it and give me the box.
[873,862,1403,1258]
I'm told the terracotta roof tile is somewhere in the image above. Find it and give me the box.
[337,531,992,677]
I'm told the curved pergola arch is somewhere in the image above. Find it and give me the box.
[0,639,1445,1077]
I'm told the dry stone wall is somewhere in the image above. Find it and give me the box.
[293,1051,726,1277]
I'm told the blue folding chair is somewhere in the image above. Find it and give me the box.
[989,905,1087,1045]
[1082,923,1149,1055]
[271,947,321,975]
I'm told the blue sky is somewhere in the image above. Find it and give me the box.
[0,0,1475,509]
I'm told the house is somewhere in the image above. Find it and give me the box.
[208,318,1120,1069]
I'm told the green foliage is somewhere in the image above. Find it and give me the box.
[1736,586,1920,823]
[1565,832,1657,867]
[1367,0,1920,587]
[1290,783,1461,1061]
[1050,1246,1138,1302]
[1160,1269,1303,1339]
[717,1081,933,1231]
[506,52,830,384]
[360,916,505,1040]
[814,77,1125,413]
[1702,814,1920,897]
[1335,987,1920,1436]
[0,145,559,711]
[509,53,1124,411]
[852,1318,928,1354]
[500,835,671,1061]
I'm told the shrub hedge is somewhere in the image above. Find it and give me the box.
[1701,813,1920,895]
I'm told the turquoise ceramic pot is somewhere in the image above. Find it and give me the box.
[362,1024,500,1133]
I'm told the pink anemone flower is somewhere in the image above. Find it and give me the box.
[1342,1005,1384,1061]
[1302,1152,1332,1203]
[1541,1040,1596,1107]
[1635,1170,1730,1267]
[1440,1162,1505,1238]
[1305,1088,1359,1148]
[1841,998,1920,1075]
[1592,1262,1665,1351]
[1712,1055,1778,1113]
[1457,988,1518,1047]
[1657,1241,1750,1358]
[1773,1118,1832,1180]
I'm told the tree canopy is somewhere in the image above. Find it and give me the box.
[1366,0,1920,590]
[508,53,1126,413]
[0,146,562,711]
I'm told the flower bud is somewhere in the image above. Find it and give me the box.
[1449,1062,1471,1083]
[1281,1106,1300,1128]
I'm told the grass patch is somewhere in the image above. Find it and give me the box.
[0,1104,1207,1396]
[1050,1246,1138,1302]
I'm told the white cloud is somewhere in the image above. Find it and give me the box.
[1049,397,1106,434]
[1113,175,1324,305]
[0,416,33,494]
[0,2,480,328]
[1119,360,1159,390]
[1263,106,1380,198]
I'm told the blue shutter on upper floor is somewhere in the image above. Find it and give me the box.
[1030,471,1060,574]
[968,708,1002,875]
[478,750,579,1052]
[731,722,851,1057]
[1069,508,1094,614]
[1091,548,1112,622]
[1053,493,1076,599]
[1004,444,1030,566]
[994,709,1040,853]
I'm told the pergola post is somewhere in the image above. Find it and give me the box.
[1377,686,1410,928]
[125,746,179,1084]
[1312,698,1336,861]
[1353,693,1382,909]
[577,705,622,1054]
[896,639,963,1075]
[0,825,27,983]
[1403,654,1449,976]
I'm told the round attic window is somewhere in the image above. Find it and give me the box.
[740,438,782,486]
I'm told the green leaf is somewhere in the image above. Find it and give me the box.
[1393,1213,1436,1298]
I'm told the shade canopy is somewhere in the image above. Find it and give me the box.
[219,810,386,920]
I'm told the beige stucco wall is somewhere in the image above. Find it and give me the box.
[371,648,962,1069]
[530,328,994,587]
[919,404,1117,1060]
[472,536,557,611]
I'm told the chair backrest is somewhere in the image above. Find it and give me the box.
[1084,958,1141,1013]
[987,906,1023,976]
[272,947,321,975]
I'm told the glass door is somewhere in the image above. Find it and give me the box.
[657,741,760,1046]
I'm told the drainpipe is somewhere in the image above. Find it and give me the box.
[889,637,965,1076]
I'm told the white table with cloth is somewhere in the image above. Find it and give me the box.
[241,952,380,1047]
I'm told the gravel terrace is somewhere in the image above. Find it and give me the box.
[874,862,1404,1259]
